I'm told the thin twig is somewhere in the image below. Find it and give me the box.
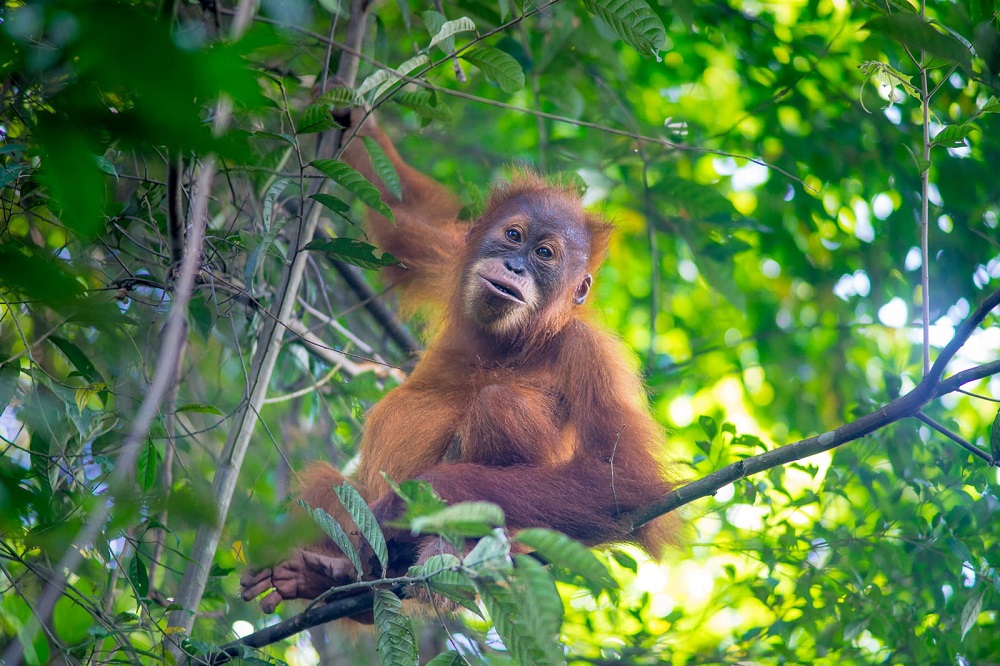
[915,411,993,465]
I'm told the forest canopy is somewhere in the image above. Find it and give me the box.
[1,0,1000,664]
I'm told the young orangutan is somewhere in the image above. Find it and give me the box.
[240,113,676,613]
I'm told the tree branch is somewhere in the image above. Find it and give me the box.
[625,285,1000,530]
[165,0,374,657]
[200,590,381,665]
[196,289,1000,660]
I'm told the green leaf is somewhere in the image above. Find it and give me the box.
[582,0,666,57]
[514,528,618,599]
[297,500,364,579]
[427,17,476,51]
[259,179,289,235]
[309,193,351,213]
[361,137,402,200]
[865,15,972,70]
[0,248,83,302]
[36,112,106,239]
[699,414,718,441]
[92,154,118,180]
[175,403,223,416]
[49,336,103,384]
[392,90,453,123]
[478,571,563,666]
[609,548,638,573]
[137,439,158,493]
[373,55,432,101]
[387,478,449,519]
[251,130,295,145]
[244,204,289,289]
[373,590,418,666]
[128,554,149,598]
[990,407,1000,462]
[463,528,513,574]
[297,103,341,134]
[52,596,92,646]
[303,238,399,270]
[979,96,1000,115]
[513,555,563,640]
[317,87,365,107]
[0,163,26,190]
[931,124,974,148]
[960,588,985,640]
[0,363,20,415]
[904,144,932,176]
[311,159,395,222]
[334,482,389,576]
[357,69,395,98]
[425,652,463,666]
[408,553,482,616]
[411,502,506,543]
[459,47,525,93]
[309,193,356,227]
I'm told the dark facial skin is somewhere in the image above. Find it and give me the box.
[463,192,593,333]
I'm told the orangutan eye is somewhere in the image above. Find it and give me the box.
[535,245,553,259]
[505,228,522,242]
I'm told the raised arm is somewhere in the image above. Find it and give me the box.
[338,113,466,312]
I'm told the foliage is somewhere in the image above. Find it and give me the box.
[1,0,1000,664]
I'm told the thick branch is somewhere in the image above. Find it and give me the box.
[200,590,380,665]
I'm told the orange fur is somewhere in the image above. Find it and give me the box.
[247,114,677,614]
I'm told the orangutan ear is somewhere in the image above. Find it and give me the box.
[574,274,592,305]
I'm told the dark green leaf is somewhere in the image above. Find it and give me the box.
[309,193,351,213]
[0,248,83,302]
[297,500,363,579]
[317,87,365,107]
[311,159,395,221]
[92,155,118,180]
[459,47,525,93]
[425,652,463,666]
[334,482,389,576]
[297,104,341,134]
[52,596,92,646]
[137,439,158,494]
[128,554,149,598]
[408,553,482,616]
[362,137,403,200]
[49,337,103,384]
[699,414,718,441]
[515,528,618,598]
[931,124,974,148]
[35,112,106,239]
[581,0,666,56]
[303,238,399,270]
[865,15,972,70]
[373,590,418,666]
[0,363,20,415]
[175,403,223,416]
[478,572,563,666]
[392,90,453,123]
